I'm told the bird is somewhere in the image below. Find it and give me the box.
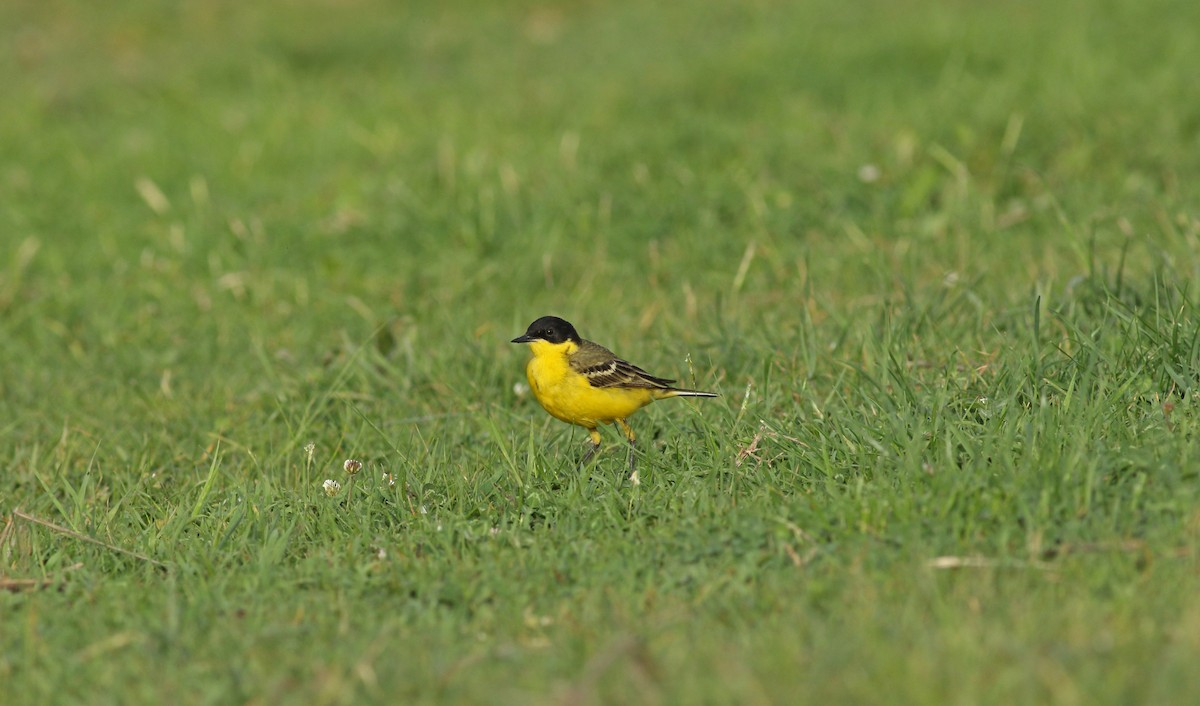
[511,315,717,474]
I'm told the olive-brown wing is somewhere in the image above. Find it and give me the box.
[569,340,676,390]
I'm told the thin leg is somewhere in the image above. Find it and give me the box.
[616,419,637,474]
[579,427,602,469]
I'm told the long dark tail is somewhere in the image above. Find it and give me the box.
[664,387,718,398]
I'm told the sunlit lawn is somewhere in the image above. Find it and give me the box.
[3,0,1199,703]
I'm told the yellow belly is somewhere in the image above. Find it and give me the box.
[526,355,656,428]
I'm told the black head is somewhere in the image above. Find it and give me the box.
[511,316,581,345]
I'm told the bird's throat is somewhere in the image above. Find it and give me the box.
[528,338,578,360]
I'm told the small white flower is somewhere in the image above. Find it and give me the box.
[513,382,530,398]
[376,547,387,560]
[343,458,362,475]
[322,479,342,496]
[857,164,881,183]
[304,442,316,463]
[629,470,641,486]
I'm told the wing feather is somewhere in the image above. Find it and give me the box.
[569,340,676,390]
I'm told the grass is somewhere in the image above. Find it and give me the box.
[2,0,1200,703]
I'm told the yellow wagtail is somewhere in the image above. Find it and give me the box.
[511,315,717,472]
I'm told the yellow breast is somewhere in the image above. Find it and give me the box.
[525,340,656,428]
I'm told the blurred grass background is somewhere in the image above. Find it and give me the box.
[3,0,1200,704]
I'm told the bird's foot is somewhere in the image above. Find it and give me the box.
[578,441,601,471]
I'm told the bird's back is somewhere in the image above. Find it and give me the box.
[570,339,677,390]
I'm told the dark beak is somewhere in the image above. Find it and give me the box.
[511,334,536,343]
